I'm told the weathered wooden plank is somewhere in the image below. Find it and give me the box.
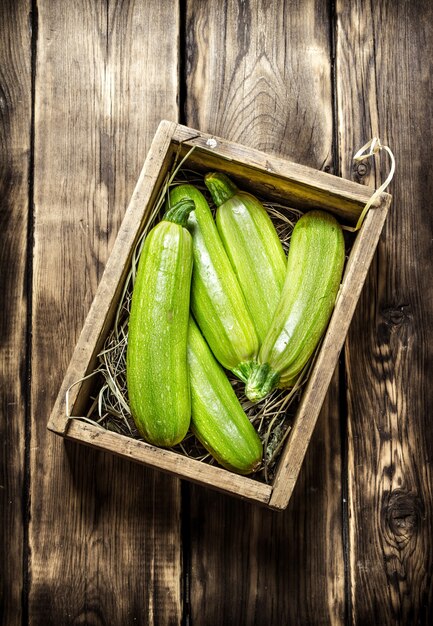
[336,1,433,623]
[0,2,31,624]
[184,0,345,622]
[30,2,181,624]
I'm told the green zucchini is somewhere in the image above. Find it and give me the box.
[245,210,345,402]
[188,317,262,474]
[205,172,287,344]
[168,184,259,381]
[126,199,195,447]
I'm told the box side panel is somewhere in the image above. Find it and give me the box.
[65,420,272,505]
[173,124,389,225]
[269,197,391,509]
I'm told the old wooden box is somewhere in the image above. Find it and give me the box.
[48,120,392,510]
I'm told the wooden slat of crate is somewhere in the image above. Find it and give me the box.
[65,421,272,505]
[172,124,376,224]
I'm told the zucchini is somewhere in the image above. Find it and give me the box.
[188,317,262,474]
[126,199,195,446]
[245,210,345,402]
[168,184,259,381]
[205,172,287,344]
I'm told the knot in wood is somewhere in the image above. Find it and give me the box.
[382,490,423,547]
[355,162,368,176]
[0,85,9,116]
[72,608,106,626]
[381,304,411,327]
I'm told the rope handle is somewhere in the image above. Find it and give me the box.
[346,138,395,232]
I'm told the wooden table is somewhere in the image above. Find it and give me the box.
[1,1,432,624]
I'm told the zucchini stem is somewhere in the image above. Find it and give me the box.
[205,172,238,206]
[164,199,195,227]
[232,360,256,384]
[245,363,280,403]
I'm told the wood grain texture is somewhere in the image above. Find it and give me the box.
[337,1,433,623]
[184,0,345,622]
[0,2,31,624]
[30,2,181,624]
[185,0,333,168]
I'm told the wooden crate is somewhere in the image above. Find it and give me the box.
[48,120,392,510]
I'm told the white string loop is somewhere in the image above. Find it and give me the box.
[349,137,395,231]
